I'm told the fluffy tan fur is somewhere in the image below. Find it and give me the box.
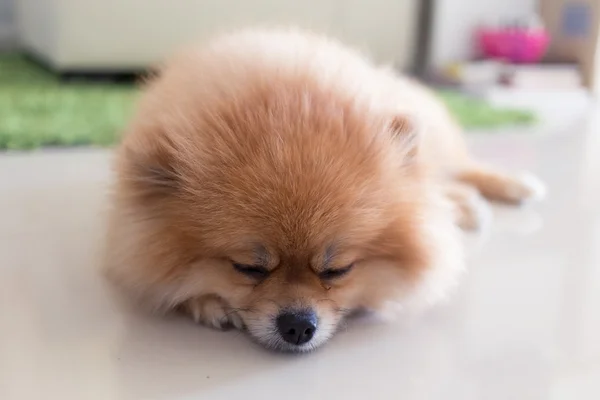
[105,29,544,352]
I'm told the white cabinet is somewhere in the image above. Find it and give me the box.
[16,0,417,71]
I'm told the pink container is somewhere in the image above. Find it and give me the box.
[477,28,550,63]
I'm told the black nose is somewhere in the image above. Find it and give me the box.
[276,310,318,345]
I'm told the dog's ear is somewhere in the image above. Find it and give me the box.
[388,114,419,161]
[118,130,180,201]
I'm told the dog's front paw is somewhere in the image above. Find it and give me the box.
[181,295,244,330]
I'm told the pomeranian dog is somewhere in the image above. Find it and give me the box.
[105,29,545,352]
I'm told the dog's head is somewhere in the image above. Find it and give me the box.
[115,73,463,352]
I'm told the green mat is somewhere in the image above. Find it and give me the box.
[436,90,535,130]
[0,55,137,150]
[0,54,535,150]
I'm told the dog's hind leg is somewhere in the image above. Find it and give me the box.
[453,163,546,205]
[442,181,492,231]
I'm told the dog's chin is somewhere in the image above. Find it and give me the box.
[252,335,324,354]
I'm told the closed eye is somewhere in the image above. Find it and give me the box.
[232,263,269,280]
[319,263,354,280]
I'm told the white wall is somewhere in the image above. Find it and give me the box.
[428,0,539,68]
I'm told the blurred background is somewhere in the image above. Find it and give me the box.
[0,0,597,150]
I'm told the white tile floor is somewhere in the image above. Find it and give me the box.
[1,115,600,400]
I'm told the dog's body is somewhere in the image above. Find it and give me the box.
[106,29,544,352]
